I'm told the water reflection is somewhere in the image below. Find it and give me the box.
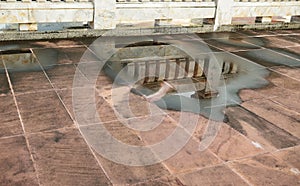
[0,49,58,72]
[101,37,270,121]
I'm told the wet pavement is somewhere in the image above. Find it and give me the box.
[0,29,300,185]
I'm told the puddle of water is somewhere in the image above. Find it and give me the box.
[234,49,300,67]
[209,38,261,50]
[131,67,269,121]
[1,50,41,72]
[104,43,270,121]
[269,47,300,61]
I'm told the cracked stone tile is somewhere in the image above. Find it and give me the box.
[0,136,38,185]
[242,99,300,138]
[225,106,300,150]
[228,153,300,186]
[208,124,263,161]
[0,95,23,138]
[28,128,110,186]
[16,91,74,133]
[178,165,249,186]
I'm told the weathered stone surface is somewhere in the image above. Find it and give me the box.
[209,124,264,161]
[233,49,300,67]
[273,145,300,171]
[242,99,300,138]
[225,106,300,150]
[0,95,22,138]
[164,138,222,174]
[205,37,261,52]
[178,165,249,186]
[133,176,183,186]
[9,71,53,94]
[45,64,82,90]
[28,128,111,186]
[0,73,10,95]
[94,152,170,185]
[137,115,179,145]
[228,153,300,186]
[0,136,38,185]
[16,91,74,133]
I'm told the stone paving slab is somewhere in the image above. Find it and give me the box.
[233,49,300,67]
[8,71,53,95]
[163,139,222,174]
[0,96,23,138]
[28,128,111,186]
[0,73,10,95]
[208,124,264,161]
[178,165,249,185]
[16,91,74,133]
[225,106,300,150]
[0,136,38,185]
[273,146,300,171]
[227,153,300,186]
[242,99,300,138]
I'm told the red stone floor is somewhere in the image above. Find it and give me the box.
[0,29,300,185]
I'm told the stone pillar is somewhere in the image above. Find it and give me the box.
[90,0,116,29]
[214,0,234,31]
